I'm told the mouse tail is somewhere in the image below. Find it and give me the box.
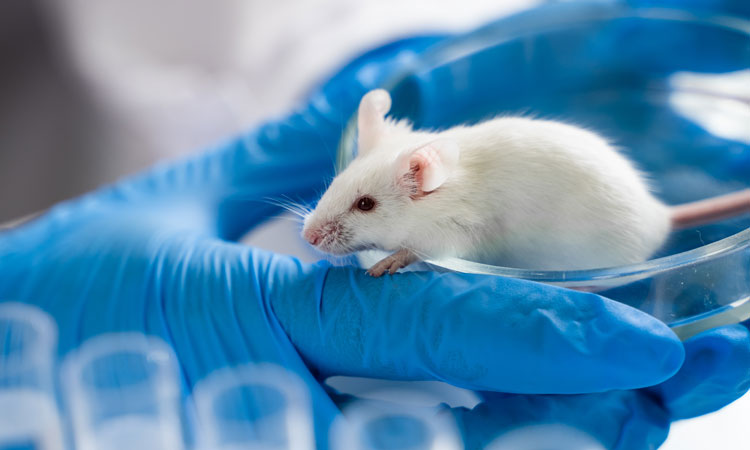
[671,188,750,229]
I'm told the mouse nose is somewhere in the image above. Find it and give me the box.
[304,228,322,246]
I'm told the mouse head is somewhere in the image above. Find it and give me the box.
[302,89,459,255]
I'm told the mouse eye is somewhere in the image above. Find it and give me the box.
[355,196,376,212]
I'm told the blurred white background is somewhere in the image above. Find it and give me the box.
[0,0,537,222]
[1,0,748,448]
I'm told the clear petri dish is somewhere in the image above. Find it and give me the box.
[338,3,750,340]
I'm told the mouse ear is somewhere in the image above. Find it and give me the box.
[396,139,460,198]
[357,89,392,155]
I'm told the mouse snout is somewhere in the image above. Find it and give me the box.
[303,219,347,252]
[303,227,322,246]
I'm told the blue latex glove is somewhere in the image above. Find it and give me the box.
[627,0,750,18]
[448,324,750,449]
[2,2,749,450]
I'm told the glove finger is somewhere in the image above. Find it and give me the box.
[647,324,750,420]
[269,259,684,394]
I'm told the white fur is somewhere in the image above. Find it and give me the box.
[303,91,672,270]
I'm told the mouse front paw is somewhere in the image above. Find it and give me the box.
[367,249,417,277]
[367,257,401,277]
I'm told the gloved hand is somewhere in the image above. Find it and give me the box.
[449,324,750,449]
[2,4,749,450]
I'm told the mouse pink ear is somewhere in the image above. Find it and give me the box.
[357,89,392,155]
[396,139,460,198]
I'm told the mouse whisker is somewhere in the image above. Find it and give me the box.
[272,215,306,225]
[279,194,314,215]
[262,197,313,219]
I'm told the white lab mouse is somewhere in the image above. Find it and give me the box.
[302,89,750,276]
